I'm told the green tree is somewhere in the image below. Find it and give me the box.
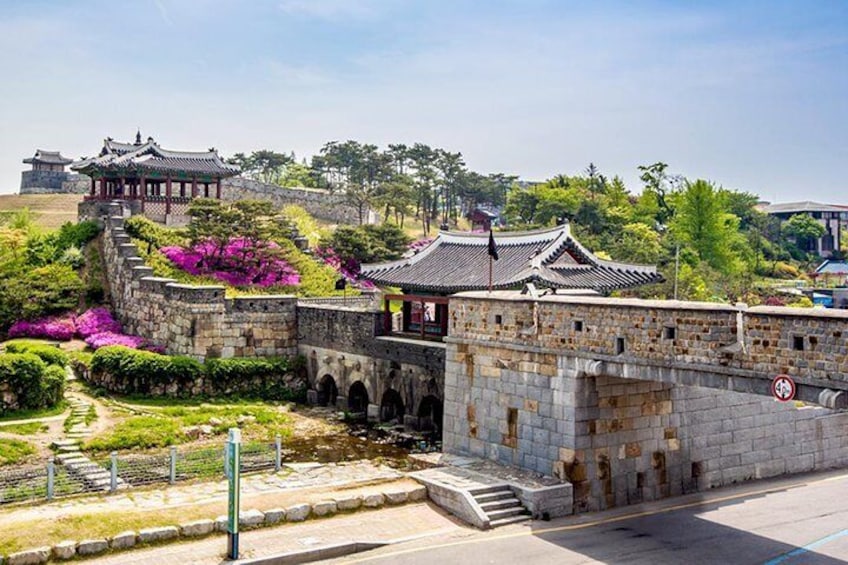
[614,223,662,264]
[670,179,740,273]
[781,213,826,254]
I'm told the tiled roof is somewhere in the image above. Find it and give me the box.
[360,224,663,293]
[758,201,848,214]
[23,150,72,165]
[815,260,848,275]
[71,137,240,178]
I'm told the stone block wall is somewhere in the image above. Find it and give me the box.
[20,171,87,193]
[101,209,296,360]
[221,177,377,225]
[444,292,848,513]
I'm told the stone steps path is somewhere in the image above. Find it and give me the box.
[55,396,126,491]
[468,485,530,528]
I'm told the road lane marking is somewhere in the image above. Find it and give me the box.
[343,472,848,563]
[762,528,848,565]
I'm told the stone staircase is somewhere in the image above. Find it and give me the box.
[469,485,530,527]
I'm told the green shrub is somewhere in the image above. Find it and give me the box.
[0,438,36,466]
[42,365,66,407]
[205,357,303,400]
[4,342,68,367]
[124,216,186,248]
[0,353,65,415]
[90,346,203,395]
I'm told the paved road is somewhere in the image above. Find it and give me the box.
[331,470,848,565]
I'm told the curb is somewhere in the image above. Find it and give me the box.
[0,484,427,565]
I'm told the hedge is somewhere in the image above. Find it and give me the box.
[88,346,305,401]
[0,353,65,415]
[4,341,68,367]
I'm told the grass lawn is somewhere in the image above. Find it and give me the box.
[0,401,68,424]
[0,422,48,435]
[0,438,36,466]
[0,194,84,231]
[84,399,293,453]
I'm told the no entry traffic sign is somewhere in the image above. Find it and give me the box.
[771,374,796,402]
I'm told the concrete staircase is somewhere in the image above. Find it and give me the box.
[469,485,530,527]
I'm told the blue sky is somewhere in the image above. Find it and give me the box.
[1,0,846,201]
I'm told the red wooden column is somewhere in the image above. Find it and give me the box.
[165,176,172,216]
[90,177,96,197]
[99,177,106,199]
[139,175,146,212]
[215,177,222,199]
[119,176,126,198]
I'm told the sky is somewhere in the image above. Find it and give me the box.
[1,0,846,202]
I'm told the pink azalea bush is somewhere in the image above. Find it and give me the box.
[314,246,375,290]
[161,238,300,288]
[8,313,77,341]
[409,238,434,253]
[75,307,122,338]
[8,307,158,352]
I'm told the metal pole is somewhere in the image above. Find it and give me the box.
[673,243,680,300]
[275,434,282,472]
[110,452,118,493]
[226,428,242,560]
[47,459,54,501]
[169,446,177,485]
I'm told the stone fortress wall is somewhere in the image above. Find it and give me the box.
[220,177,378,225]
[101,206,297,360]
[443,292,848,512]
[20,171,88,194]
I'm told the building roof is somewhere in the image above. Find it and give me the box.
[758,201,848,214]
[23,150,72,165]
[814,260,848,275]
[71,136,240,179]
[360,224,663,293]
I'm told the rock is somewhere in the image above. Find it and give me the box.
[137,526,178,544]
[384,490,409,504]
[109,531,136,549]
[209,417,223,426]
[285,503,311,522]
[263,508,286,524]
[51,541,76,560]
[6,547,50,565]
[311,500,337,517]
[199,424,214,435]
[236,415,256,425]
[363,493,385,508]
[336,496,362,511]
[214,515,229,532]
[77,539,108,556]
[407,485,428,502]
[180,519,214,537]
[183,426,202,440]
[239,509,265,528]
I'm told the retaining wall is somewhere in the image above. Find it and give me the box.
[101,205,297,360]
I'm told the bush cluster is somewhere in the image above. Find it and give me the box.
[88,346,305,401]
[4,341,68,367]
[0,350,65,415]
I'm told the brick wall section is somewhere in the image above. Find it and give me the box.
[20,171,87,193]
[444,292,848,513]
[221,177,377,225]
[102,211,297,360]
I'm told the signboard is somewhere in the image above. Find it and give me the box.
[226,428,241,560]
[771,375,796,402]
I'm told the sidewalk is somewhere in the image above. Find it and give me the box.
[80,503,466,565]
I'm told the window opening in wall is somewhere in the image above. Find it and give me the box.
[663,326,676,340]
[573,320,584,332]
[793,335,804,351]
[495,314,503,325]
[615,337,625,355]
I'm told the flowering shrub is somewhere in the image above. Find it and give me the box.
[85,332,147,350]
[314,246,375,290]
[8,313,77,341]
[409,238,434,253]
[75,307,122,338]
[161,238,300,288]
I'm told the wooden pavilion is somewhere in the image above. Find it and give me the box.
[72,132,239,222]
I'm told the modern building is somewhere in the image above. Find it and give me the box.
[360,223,663,340]
[73,132,240,224]
[758,201,848,257]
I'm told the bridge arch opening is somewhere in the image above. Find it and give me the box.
[417,395,443,437]
[317,374,338,407]
[348,381,369,413]
[380,388,405,423]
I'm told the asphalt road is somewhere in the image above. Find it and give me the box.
[331,470,848,565]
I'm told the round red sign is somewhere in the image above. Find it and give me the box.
[771,374,796,402]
